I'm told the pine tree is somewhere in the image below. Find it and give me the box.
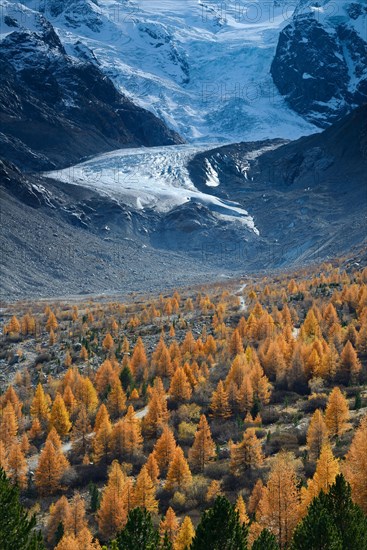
[165,446,192,492]
[131,465,157,512]
[169,368,192,402]
[50,394,72,437]
[0,468,45,549]
[307,409,329,459]
[230,429,263,475]
[252,529,279,550]
[115,507,160,550]
[120,365,134,394]
[174,516,195,550]
[89,482,101,513]
[325,387,349,437]
[344,414,367,513]
[258,452,300,548]
[292,475,367,550]
[210,381,231,419]
[188,414,215,472]
[191,496,248,550]
[97,461,128,539]
[153,426,177,474]
[8,442,27,489]
[160,507,179,545]
[35,439,69,495]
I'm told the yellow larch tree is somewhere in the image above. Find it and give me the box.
[0,440,9,475]
[0,401,18,445]
[2,385,22,419]
[95,360,118,396]
[64,492,88,537]
[258,452,300,548]
[106,381,127,419]
[102,333,114,352]
[97,461,128,539]
[94,404,110,433]
[35,439,69,495]
[235,494,249,525]
[46,311,58,332]
[153,426,176,474]
[174,516,195,550]
[344,414,367,513]
[301,442,340,511]
[133,465,158,513]
[307,409,329,459]
[71,405,92,459]
[31,383,50,425]
[206,479,223,502]
[47,496,71,546]
[248,479,264,517]
[324,386,349,436]
[130,337,148,381]
[169,367,192,402]
[143,382,169,437]
[145,452,160,485]
[230,428,263,475]
[8,442,28,489]
[93,416,112,464]
[110,406,143,462]
[210,380,231,418]
[165,446,192,492]
[188,414,215,472]
[338,340,362,384]
[50,393,72,437]
[160,507,179,545]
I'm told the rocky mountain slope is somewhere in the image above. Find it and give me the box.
[0,1,182,172]
[271,0,367,126]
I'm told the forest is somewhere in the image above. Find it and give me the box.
[0,261,367,549]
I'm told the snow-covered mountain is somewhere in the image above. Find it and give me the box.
[11,0,321,142]
[271,0,367,126]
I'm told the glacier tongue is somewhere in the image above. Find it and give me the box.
[21,0,318,142]
[46,143,259,235]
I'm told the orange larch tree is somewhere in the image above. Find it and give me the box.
[324,387,349,437]
[188,414,215,472]
[165,446,192,492]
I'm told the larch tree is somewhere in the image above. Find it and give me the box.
[165,446,192,492]
[31,383,50,426]
[50,394,72,437]
[130,337,148,381]
[230,429,263,475]
[93,416,112,464]
[47,495,71,546]
[0,441,9,475]
[174,516,195,550]
[95,360,118,397]
[338,340,362,384]
[94,404,110,432]
[8,442,27,490]
[133,465,158,513]
[188,414,215,472]
[35,439,69,495]
[102,333,114,352]
[307,409,329,459]
[145,452,160,485]
[160,507,179,545]
[71,405,92,459]
[344,414,367,513]
[2,386,22,420]
[0,402,18,445]
[248,479,264,518]
[325,387,349,437]
[64,492,88,537]
[7,315,21,335]
[153,426,176,474]
[301,442,340,511]
[169,367,192,402]
[235,495,249,526]
[106,381,127,419]
[210,380,231,419]
[143,385,169,437]
[97,461,128,540]
[110,406,143,462]
[258,452,300,549]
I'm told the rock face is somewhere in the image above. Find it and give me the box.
[0,4,183,171]
[271,0,367,126]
